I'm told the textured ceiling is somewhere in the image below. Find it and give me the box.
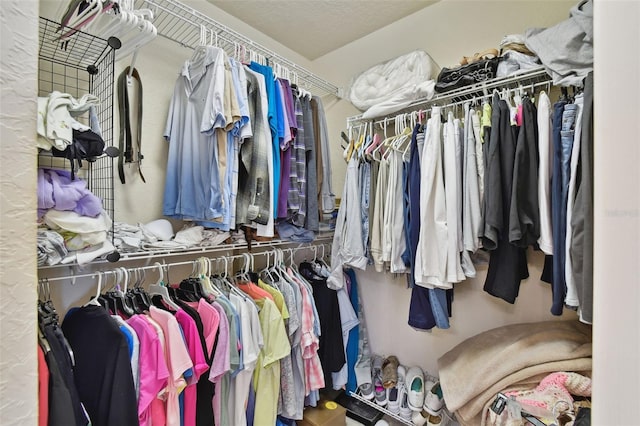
[207,0,439,60]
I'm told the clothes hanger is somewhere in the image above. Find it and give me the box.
[84,271,104,307]
[199,257,221,296]
[116,14,157,60]
[221,255,254,304]
[117,267,137,317]
[148,262,181,311]
[128,267,150,311]
[58,0,104,39]
[38,279,59,327]
[259,250,277,284]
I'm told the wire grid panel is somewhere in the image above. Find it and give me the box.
[38,16,117,227]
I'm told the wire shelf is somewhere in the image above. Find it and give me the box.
[134,0,339,96]
[347,68,553,127]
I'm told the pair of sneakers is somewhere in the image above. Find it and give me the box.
[353,355,386,405]
[424,381,444,416]
[412,380,445,425]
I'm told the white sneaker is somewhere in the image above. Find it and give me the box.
[397,365,407,388]
[399,384,413,421]
[423,381,444,416]
[387,386,400,414]
[405,366,425,412]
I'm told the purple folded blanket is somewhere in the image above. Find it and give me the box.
[38,168,103,218]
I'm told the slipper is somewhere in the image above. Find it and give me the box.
[382,355,399,389]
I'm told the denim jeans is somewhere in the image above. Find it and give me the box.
[429,288,451,329]
[359,159,371,258]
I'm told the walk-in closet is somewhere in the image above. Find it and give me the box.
[0,0,638,425]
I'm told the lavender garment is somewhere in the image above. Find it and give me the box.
[279,79,298,130]
[38,169,103,218]
[277,82,292,218]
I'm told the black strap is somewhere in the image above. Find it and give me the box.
[117,66,146,184]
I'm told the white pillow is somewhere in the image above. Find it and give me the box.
[348,50,440,113]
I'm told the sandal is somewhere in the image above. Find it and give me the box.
[460,48,499,65]
[382,355,400,389]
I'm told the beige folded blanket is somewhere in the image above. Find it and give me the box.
[437,320,592,425]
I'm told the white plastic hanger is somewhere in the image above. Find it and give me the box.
[84,272,104,307]
[60,0,104,38]
[117,14,157,59]
[148,262,181,311]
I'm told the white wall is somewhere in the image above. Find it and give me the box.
[0,1,39,425]
[592,0,640,423]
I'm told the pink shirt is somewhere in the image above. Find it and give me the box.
[149,307,194,426]
[175,309,208,426]
[127,315,170,426]
[193,300,221,359]
[290,271,325,393]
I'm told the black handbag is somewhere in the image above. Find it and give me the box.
[435,57,502,93]
[52,128,105,179]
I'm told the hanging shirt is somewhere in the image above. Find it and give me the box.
[149,306,194,426]
[443,114,465,285]
[302,96,319,232]
[198,60,242,230]
[289,270,325,394]
[483,93,529,303]
[249,62,281,216]
[112,315,141,399]
[209,302,231,426]
[415,107,448,288]
[228,293,263,426]
[127,314,170,426]
[163,46,227,221]
[463,103,482,260]
[300,262,345,389]
[252,297,291,426]
[313,96,336,214]
[61,305,138,426]
[329,157,367,288]
[175,310,208,426]
[228,59,252,229]
[537,92,554,255]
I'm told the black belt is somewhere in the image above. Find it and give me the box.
[117,66,145,184]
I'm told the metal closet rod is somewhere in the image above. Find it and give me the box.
[363,78,554,129]
[137,0,340,96]
[40,242,331,284]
